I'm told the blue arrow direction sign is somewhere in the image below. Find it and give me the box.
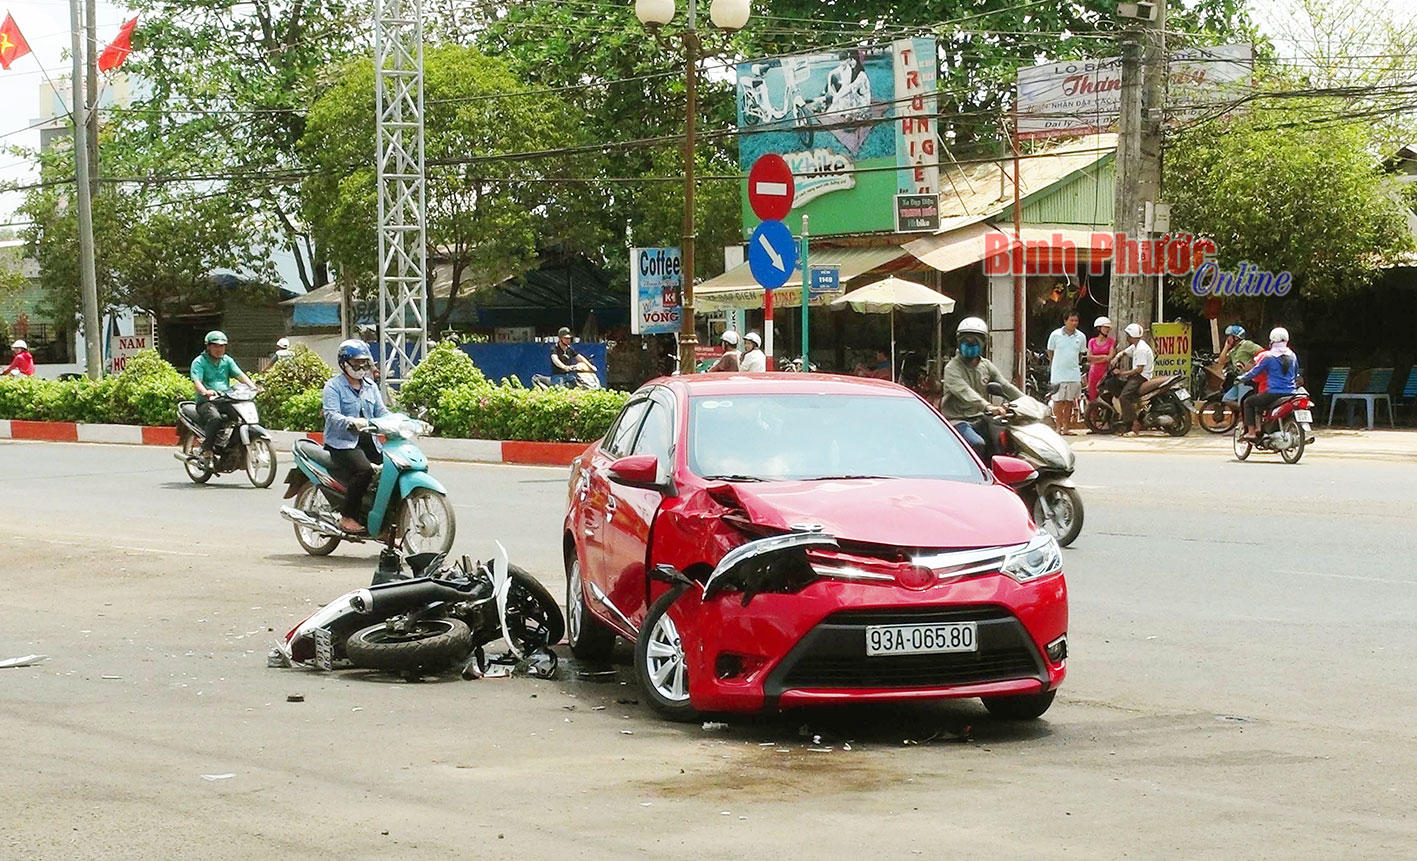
[748,219,798,290]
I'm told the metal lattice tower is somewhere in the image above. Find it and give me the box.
[374,0,428,396]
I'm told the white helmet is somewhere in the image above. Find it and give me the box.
[276,337,290,349]
[1124,323,1144,339]
[956,316,988,337]
[1093,316,1111,329]
[10,339,26,350]
[1269,326,1289,344]
[744,332,762,346]
[720,330,740,347]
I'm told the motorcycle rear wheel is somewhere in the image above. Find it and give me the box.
[345,618,473,672]
[1279,418,1306,464]
[181,435,213,483]
[1198,399,1239,434]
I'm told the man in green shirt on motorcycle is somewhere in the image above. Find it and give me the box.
[191,331,256,464]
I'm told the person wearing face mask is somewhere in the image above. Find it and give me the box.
[322,339,389,534]
[940,316,1022,458]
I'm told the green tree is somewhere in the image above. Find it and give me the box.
[300,45,584,331]
[1165,105,1411,306]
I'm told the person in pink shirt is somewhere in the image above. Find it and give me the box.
[3,339,35,376]
[1085,318,1114,402]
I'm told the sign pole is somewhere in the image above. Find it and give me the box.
[800,215,809,371]
[764,288,774,371]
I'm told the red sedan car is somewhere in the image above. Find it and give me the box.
[563,374,1067,721]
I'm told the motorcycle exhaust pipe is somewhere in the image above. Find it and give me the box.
[279,505,345,539]
[348,579,472,615]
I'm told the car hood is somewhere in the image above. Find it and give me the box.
[722,478,1034,549]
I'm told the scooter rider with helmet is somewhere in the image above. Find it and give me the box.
[322,339,390,534]
[940,316,1022,458]
[1239,327,1300,441]
[1218,324,1261,405]
[191,331,256,466]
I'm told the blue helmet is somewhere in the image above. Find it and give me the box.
[337,339,373,367]
[1224,325,1245,338]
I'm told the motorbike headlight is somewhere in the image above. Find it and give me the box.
[1001,532,1063,583]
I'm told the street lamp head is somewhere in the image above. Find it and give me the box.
[709,0,750,31]
[635,0,675,27]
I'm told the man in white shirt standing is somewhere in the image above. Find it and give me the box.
[740,332,767,373]
[1112,322,1154,435]
[1046,310,1087,434]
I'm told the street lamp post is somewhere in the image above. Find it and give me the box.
[635,0,749,374]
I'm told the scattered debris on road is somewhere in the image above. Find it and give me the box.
[0,654,49,669]
[287,694,304,702]
[200,773,235,781]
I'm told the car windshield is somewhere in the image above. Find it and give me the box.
[688,393,985,483]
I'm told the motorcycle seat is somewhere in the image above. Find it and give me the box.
[294,438,333,470]
[1139,376,1173,395]
[178,401,200,424]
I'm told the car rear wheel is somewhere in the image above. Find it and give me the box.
[982,689,1056,720]
[634,586,697,722]
[566,553,616,661]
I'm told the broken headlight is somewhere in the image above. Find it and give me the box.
[1001,532,1062,583]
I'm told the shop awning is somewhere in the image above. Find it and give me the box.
[906,223,1115,274]
[695,246,911,311]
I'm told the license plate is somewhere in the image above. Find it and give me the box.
[1294,409,1313,423]
[866,622,978,656]
[314,628,334,671]
[1177,388,1192,401]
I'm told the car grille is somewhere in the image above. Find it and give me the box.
[767,605,1045,693]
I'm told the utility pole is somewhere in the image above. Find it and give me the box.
[69,0,101,379]
[84,0,98,195]
[1110,0,1165,332]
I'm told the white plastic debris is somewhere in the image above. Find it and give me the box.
[702,721,728,731]
[0,655,49,669]
[200,773,235,781]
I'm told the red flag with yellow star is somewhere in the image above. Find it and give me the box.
[0,12,33,70]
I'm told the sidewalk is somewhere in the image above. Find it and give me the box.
[1069,427,1417,461]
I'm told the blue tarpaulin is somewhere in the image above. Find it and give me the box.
[460,342,608,388]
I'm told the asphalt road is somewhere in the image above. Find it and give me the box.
[2,439,1415,859]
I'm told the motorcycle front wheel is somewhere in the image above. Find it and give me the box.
[1032,485,1084,547]
[1232,426,1252,461]
[397,488,456,556]
[245,438,278,488]
[503,566,567,653]
[1198,399,1239,434]
[345,618,473,672]
[1083,400,1116,434]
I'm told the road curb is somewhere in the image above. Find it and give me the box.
[0,418,587,467]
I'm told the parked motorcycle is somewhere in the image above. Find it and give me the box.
[986,385,1084,546]
[273,542,564,679]
[1196,366,1241,434]
[172,385,277,487]
[280,412,454,556]
[1233,389,1315,464]
[1085,370,1194,436]
[1023,348,1053,401]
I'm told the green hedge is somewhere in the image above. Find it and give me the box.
[0,344,628,443]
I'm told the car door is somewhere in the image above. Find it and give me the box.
[597,388,677,632]
[580,396,650,628]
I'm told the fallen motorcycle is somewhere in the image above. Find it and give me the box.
[273,542,564,679]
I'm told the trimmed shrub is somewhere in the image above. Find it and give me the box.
[278,388,326,432]
[397,339,488,423]
[436,382,627,443]
[110,349,194,426]
[256,346,333,430]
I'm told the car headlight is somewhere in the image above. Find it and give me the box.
[1001,532,1062,583]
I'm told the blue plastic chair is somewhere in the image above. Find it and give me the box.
[1321,368,1350,426]
[1330,368,1394,429]
[1399,367,1417,422]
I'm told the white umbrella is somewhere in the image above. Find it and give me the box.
[829,276,956,379]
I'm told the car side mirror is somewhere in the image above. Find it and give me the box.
[986,381,1005,397]
[607,454,665,491]
[991,455,1037,487]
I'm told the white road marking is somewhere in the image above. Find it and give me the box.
[1282,569,1415,586]
[115,546,211,557]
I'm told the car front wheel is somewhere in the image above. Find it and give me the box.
[634,586,698,722]
[982,689,1056,720]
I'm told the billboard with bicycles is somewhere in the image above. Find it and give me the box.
[736,37,939,236]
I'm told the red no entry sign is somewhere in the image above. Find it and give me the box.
[748,154,795,222]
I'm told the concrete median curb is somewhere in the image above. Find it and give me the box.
[0,419,589,467]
